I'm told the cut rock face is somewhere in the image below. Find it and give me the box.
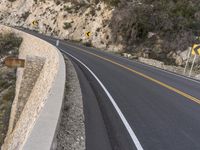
[0,0,118,51]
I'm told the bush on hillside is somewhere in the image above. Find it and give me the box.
[0,33,22,56]
[111,0,200,53]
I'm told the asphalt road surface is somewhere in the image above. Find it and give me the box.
[18,28,200,150]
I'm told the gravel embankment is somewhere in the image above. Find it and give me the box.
[56,57,85,150]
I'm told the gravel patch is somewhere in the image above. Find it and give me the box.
[56,56,85,150]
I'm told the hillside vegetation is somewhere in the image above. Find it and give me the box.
[0,33,22,146]
[1,0,200,66]
[110,0,200,63]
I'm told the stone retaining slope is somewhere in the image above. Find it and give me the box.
[0,25,66,150]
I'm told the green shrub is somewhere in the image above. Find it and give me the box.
[63,22,72,30]
[21,11,30,21]
[0,33,22,56]
[110,0,200,52]
[64,5,73,13]
[101,0,120,6]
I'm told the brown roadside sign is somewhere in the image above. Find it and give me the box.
[3,57,25,68]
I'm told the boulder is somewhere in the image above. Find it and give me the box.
[195,74,200,80]
[141,48,151,58]
[172,52,177,60]
[180,47,191,61]
[167,51,175,59]
[122,53,134,59]
[147,32,156,38]
[175,56,183,66]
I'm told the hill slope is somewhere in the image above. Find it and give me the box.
[1,0,200,67]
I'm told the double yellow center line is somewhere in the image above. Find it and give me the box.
[65,43,200,105]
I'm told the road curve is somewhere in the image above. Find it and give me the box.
[18,28,200,150]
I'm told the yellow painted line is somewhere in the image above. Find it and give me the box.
[65,43,200,105]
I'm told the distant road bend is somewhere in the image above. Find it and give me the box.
[20,28,200,150]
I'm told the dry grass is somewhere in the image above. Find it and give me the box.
[0,33,22,146]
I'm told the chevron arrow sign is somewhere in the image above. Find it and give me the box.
[192,44,200,56]
[86,32,91,37]
[32,20,38,26]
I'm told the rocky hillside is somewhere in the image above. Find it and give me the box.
[110,0,200,66]
[0,0,200,67]
[0,0,118,50]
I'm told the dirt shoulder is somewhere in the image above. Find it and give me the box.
[56,56,85,150]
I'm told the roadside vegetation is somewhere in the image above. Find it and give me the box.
[110,0,200,65]
[5,0,200,66]
[0,33,22,146]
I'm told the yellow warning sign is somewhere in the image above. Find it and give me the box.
[32,20,38,26]
[86,32,91,37]
[192,44,200,56]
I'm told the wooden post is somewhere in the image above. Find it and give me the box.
[183,48,191,75]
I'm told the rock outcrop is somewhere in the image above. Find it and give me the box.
[0,0,121,51]
[0,0,199,75]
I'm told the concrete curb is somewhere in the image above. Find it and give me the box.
[23,50,66,150]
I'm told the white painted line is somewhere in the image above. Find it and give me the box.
[60,49,144,150]
[56,40,60,47]
[59,41,200,84]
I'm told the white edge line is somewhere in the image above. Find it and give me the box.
[60,41,200,84]
[60,49,144,150]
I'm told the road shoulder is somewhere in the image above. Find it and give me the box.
[56,56,85,150]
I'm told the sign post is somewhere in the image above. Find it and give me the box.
[189,55,197,77]
[183,48,191,75]
[188,44,200,77]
